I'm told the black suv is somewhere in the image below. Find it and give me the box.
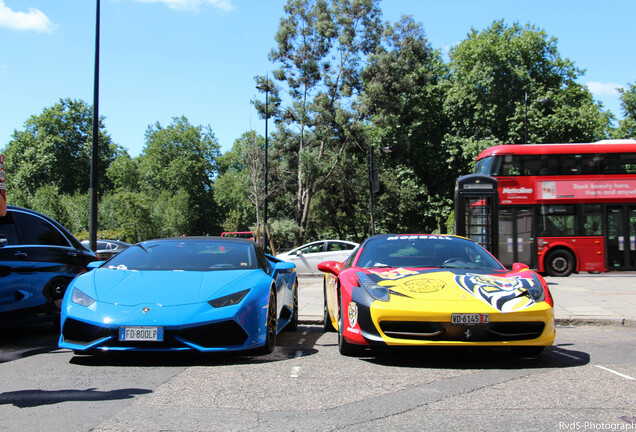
[0,206,97,325]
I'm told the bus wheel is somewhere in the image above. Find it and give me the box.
[545,249,575,277]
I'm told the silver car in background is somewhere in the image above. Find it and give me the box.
[81,239,131,261]
[276,240,358,275]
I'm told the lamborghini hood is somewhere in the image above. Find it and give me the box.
[88,268,261,306]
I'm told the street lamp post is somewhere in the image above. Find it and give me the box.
[368,145,389,237]
[256,80,271,253]
[368,143,375,236]
[89,0,100,252]
[524,91,528,144]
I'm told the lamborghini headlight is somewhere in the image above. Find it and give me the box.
[72,288,96,307]
[208,289,250,308]
[356,272,390,302]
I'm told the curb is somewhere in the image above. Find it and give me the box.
[555,317,636,328]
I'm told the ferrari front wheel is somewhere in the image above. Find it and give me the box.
[338,293,362,356]
[323,284,335,332]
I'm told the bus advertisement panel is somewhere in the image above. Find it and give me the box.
[498,178,636,204]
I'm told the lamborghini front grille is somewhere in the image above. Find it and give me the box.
[62,318,249,349]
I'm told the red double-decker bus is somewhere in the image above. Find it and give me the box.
[468,140,636,276]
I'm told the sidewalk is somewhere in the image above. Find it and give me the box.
[297,273,636,327]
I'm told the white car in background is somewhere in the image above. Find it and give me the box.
[81,239,131,261]
[276,240,359,275]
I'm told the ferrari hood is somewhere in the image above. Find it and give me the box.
[363,267,543,313]
[89,268,259,306]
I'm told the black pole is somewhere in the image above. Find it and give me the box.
[368,144,375,236]
[524,90,528,144]
[263,87,269,253]
[89,0,100,251]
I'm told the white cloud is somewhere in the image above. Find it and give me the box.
[587,81,624,96]
[133,0,235,12]
[0,1,56,33]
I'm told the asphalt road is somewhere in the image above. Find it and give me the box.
[1,320,635,432]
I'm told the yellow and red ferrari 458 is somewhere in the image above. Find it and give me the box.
[318,234,555,357]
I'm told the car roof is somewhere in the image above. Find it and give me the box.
[362,234,473,244]
[7,205,61,223]
[5,205,79,239]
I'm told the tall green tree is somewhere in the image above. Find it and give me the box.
[98,191,156,242]
[613,82,636,138]
[215,130,265,231]
[443,20,612,176]
[266,0,382,242]
[2,98,118,206]
[137,116,221,236]
[360,16,451,233]
[106,148,140,193]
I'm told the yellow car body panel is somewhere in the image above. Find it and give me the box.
[367,270,555,347]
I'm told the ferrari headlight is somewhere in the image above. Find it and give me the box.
[356,272,390,302]
[527,273,546,301]
[208,289,250,308]
[72,288,96,307]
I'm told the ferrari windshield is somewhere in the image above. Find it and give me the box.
[103,239,258,271]
[356,235,504,270]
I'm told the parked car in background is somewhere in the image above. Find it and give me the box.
[59,237,298,355]
[0,206,97,325]
[81,239,131,260]
[319,234,555,357]
[277,240,359,275]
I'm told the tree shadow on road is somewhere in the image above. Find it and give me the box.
[0,387,152,408]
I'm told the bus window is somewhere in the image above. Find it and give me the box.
[522,155,541,175]
[538,205,576,236]
[501,155,521,176]
[561,154,582,175]
[582,154,604,175]
[473,157,490,175]
[582,204,603,236]
[541,154,560,176]
[602,153,636,174]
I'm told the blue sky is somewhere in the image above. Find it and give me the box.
[1,0,633,157]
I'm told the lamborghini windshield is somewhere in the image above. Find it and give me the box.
[356,235,504,270]
[104,239,258,271]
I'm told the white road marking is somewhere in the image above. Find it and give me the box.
[595,365,636,381]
